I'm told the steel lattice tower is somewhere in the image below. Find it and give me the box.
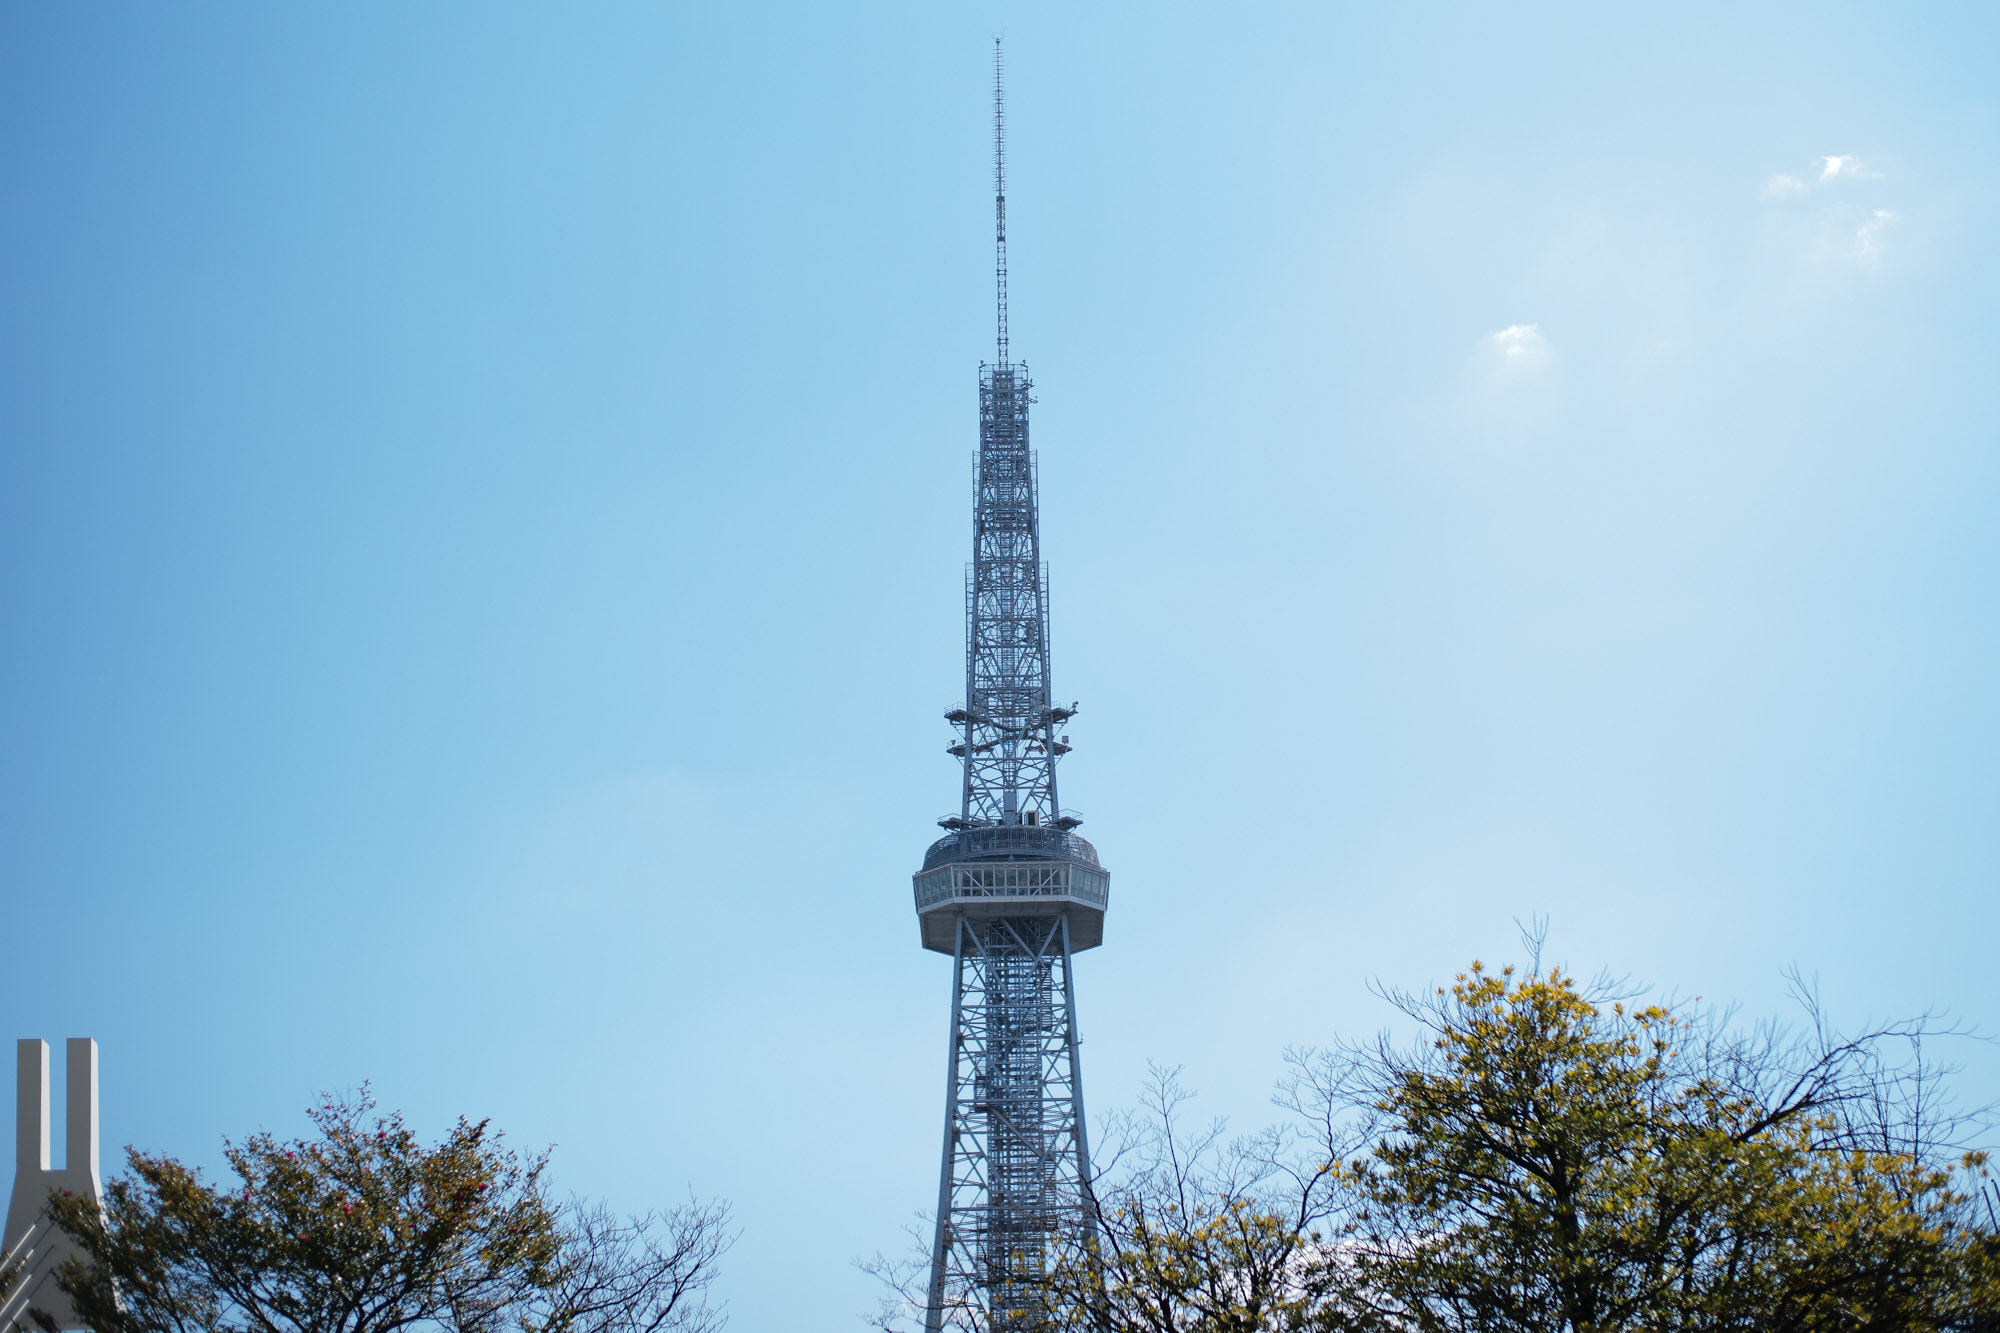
[913,42,1109,1333]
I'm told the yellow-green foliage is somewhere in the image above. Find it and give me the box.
[41,1088,562,1333]
[1316,964,1999,1330]
[1057,964,2000,1333]
[1042,1065,1335,1333]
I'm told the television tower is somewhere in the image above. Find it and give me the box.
[914,41,1109,1333]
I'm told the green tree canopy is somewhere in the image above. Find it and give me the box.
[1039,953,1999,1333]
[1041,1065,1337,1333]
[38,1088,732,1333]
[1294,961,2000,1331]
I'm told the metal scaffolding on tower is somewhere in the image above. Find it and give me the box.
[912,40,1109,1333]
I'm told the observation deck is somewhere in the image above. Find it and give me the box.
[913,823,1109,954]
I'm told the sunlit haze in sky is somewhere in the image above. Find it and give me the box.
[4,5,1996,1328]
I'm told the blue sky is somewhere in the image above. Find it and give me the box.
[4,4,1996,1327]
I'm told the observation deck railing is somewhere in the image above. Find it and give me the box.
[913,859,1110,913]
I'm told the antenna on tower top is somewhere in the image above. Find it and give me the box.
[993,36,1009,367]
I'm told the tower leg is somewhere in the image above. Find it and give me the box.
[924,919,967,1333]
[1058,915,1096,1243]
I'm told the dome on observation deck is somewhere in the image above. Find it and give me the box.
[920,823,1098,871]
[912,824,1109,955]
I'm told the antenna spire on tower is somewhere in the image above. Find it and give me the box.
[993,37,1009,367]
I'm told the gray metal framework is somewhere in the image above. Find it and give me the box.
[914,41,1109,1333]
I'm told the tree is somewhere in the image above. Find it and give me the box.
[545,1199,733,1333]
[1044,1065,1337,1333]
[1037,949,2000,1332]
[36,1088,733,1333]
[858,1064,1332,1333]
[1287,958,2000,1331]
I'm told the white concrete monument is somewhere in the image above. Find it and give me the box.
[2,1039,103,1333]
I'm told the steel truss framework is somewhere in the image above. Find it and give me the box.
[955,361,1070,831]
[916,40,1107,1333]
[924,915,1092,1333]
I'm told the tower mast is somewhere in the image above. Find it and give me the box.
[914,41,1109,1333]
[993,39,1009,367]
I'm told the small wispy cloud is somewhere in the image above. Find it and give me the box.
[1470,323,1556,420]
[1853,208,1899,264]
[1816,154,1879,182]
[1764,155,1883,201]
[1763,154,1901,270]
[1489,324,1550,365]
[1800,205,1902,270]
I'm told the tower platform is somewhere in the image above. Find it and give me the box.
[912,825,1109,953]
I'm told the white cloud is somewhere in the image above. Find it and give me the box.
[1763,155,1883,202]
[1763,154,1901,270]
[1473,323,1556,417]
[1802,205,1901,270]
[1853,208,1899,263]
[1817,154,1879,182]
[1490,324,1549,364]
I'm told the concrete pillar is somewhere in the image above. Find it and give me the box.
[13,1042,48,1179]
[2,1039,104,1332]
[62,1043,97,1200]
